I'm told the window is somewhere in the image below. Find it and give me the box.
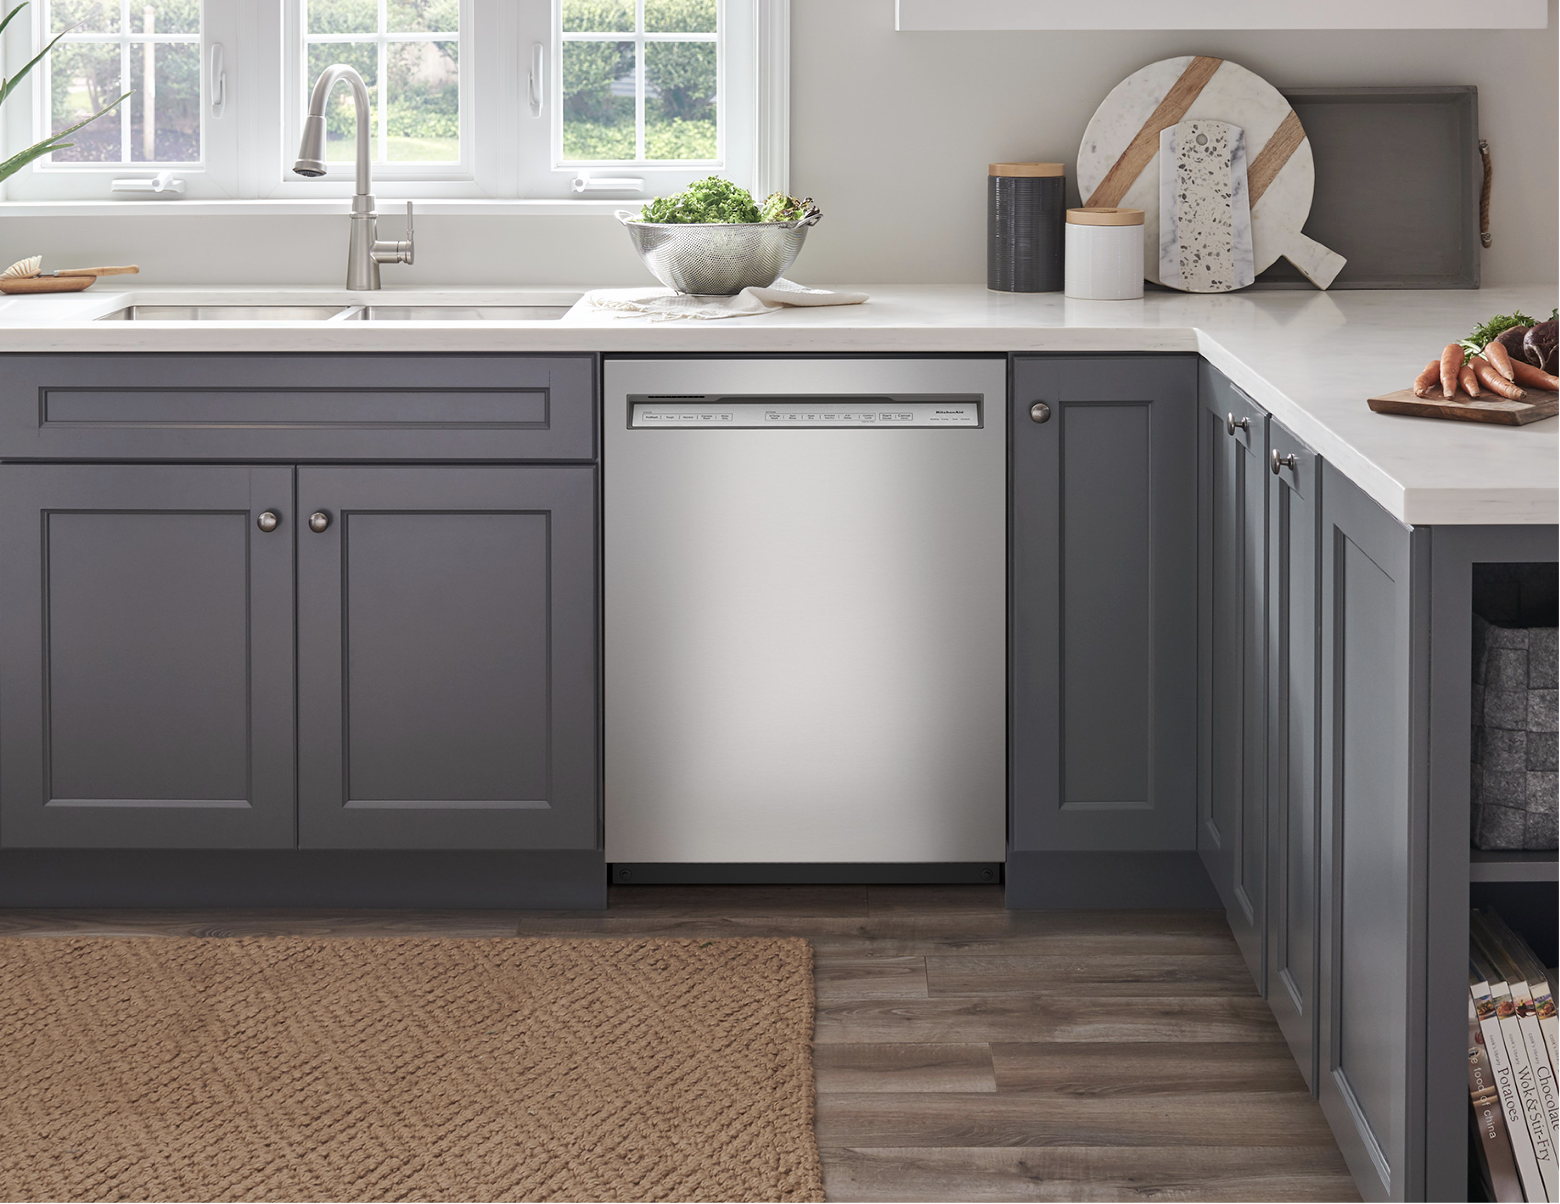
[0,0,786,205]
[295,0,467,176]
[45,0,199,165]
[558,0,717,167]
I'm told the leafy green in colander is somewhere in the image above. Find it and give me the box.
[638,176,816,224]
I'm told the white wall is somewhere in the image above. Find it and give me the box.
[2,0,1554,287]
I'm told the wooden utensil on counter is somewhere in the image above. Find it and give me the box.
[0,259,139,294]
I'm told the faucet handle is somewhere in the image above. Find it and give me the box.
[370,201,415,268]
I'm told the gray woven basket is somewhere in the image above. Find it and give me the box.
[616,210,820,295]
[1471,614,1558,850]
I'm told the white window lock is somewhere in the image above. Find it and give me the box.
[110,171,187,196]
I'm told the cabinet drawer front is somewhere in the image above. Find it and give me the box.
[0,464,296,849]
[0,354,596,461]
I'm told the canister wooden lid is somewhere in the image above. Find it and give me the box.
[989,162,1065,177]
[1066,207,1145,226]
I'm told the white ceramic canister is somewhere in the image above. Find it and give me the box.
[1064,207,1145,300]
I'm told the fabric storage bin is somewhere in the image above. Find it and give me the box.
[1471,613,1558,850]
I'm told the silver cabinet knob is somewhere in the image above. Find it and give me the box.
[308,511,331,533]
[1226,413,1250,436]
[1029,402,1051,424]
[1271,449,1297,475]
[256,510,280,533]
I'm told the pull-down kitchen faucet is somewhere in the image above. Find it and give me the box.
[293,64,414,290]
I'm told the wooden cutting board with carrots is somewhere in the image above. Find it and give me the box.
[1367,388,1558,426]
[1372,310,1559,426]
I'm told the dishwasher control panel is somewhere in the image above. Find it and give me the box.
[629,396,982,429]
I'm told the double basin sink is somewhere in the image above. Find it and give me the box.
[98,302,577,322]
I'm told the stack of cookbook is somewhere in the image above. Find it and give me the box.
[1469,908,1559,1201]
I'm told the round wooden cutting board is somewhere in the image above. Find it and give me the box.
[1077,56,1344,289]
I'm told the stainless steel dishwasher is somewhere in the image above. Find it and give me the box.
[604,357,1006,875]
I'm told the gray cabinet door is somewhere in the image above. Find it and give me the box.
[1265,421,1322,1091]
[1010,354,1198,851]
[0,464,296,848]
[1198,364,1268,988]
[296,466,598,850]
[1317,462,1427,1203]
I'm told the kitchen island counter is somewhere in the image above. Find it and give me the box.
[0,283,1553,524]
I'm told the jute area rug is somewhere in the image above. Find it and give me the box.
[0,936,823,1203]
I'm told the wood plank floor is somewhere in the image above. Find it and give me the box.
[0,885,1359,1202]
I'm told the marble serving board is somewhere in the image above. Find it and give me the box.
[1367,387,1559,426]
[1159,119,1254,293]
[1078,55,1346,290]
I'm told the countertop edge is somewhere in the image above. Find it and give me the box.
[0,284,1553,529]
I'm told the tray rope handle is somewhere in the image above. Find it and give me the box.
[1479,138,1493,249]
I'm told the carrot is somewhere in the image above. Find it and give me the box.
[1483,339,1516,381]
[1469,355,1526,400]
[1412,359,1441,397]
[1440,342,1464,399]
[1459,365,1481,398]
[1509,359,1560,392]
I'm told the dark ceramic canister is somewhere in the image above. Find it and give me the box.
[987,162,1065,292]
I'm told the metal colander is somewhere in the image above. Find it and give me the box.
[616,209,821,295]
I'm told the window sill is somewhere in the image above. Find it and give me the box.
[0,197,640,218]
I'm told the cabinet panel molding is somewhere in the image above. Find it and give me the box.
[296,465,599,851]
[1317,460,1428,1203]
[1010,353,1198,857]
[1265,420,1323,1092]
[1198,363,1269,989]
[0,464,296,849]
[0,354,596,462]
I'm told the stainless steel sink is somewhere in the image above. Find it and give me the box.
[96,303,576,321]
[350,305,575,321]
[98,305,354,321]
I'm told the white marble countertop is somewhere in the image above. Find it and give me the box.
[0,282,1554,525]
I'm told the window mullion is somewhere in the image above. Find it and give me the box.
[634,0,644,162]
[119,0,131,163]
[377,0,388,165]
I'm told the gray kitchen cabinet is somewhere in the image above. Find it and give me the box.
[1198,363,1269,987]
[296,465,599,850]
[0,464,296,848]
[1009,354,1207,907]
[1265,420,1323,1091]
[0,353,604,906]
[1316,461,1428,1203]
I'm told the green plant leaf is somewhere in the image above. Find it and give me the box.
[0,2,29,43]
[0,18,80,108]
[0,91,130,183]
[0,139,68,182]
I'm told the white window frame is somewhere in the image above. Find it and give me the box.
[270,0,481,196]
[0,0,787,207]
[533,0,730,201]
[2,0,241,199]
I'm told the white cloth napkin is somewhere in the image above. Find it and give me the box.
[577,277,868,320]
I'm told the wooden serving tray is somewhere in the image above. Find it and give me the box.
[1367,387,1559,426]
